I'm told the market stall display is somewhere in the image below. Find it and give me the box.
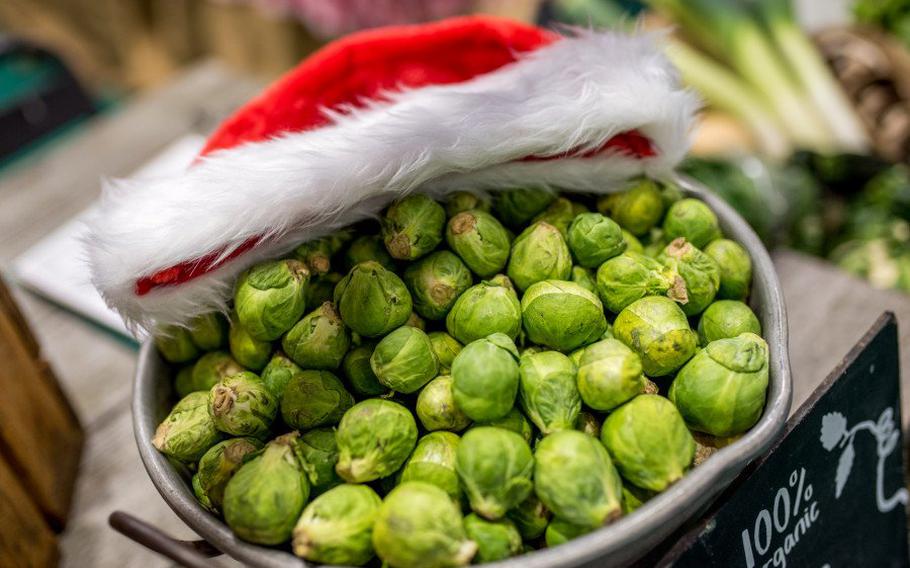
[73,14,791,567]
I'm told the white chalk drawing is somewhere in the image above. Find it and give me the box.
[819,407,909,512]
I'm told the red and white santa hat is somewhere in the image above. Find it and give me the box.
[86,16,698,331]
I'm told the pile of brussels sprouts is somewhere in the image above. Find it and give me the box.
[152,178,769,567]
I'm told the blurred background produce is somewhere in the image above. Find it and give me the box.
[548,0,910,294]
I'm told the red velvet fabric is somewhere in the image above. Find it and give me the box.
[200,15,558,156]
[136,17,656,297]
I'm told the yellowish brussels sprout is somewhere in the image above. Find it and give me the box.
[223,433,309,545]
[382,194,446,260]
[521,280,607,352]
[613,296,698,377]
[372,482,477,568]
[464,513,523,562]
[507,222,572,292]
[534,430,622,527]
[669,333,770,437]
[209,371,278,439]
[446,275,521,344]
[335,399,418,483]
[334,261,412,337]
[451,333,520,422]
[152,391,223,462]
[662,198,722,249]
[234,259,310,341]
[446,210,511,278]
[601,395,695,492]
[292,484,381,565]
[456,427,534,520]
[518,350,581,435]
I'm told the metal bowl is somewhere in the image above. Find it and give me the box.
[133,175,791,567]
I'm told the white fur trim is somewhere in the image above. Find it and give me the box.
[87,29,698,330]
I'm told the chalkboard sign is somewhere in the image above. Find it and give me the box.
[656,312,909,567]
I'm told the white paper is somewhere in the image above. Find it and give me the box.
[11,134,206,340]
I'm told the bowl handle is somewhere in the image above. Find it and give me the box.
[109,511,223,567]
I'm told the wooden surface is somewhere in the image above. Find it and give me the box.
[0,61,908,567]
[0,277,83,528]
[0,453,59,568]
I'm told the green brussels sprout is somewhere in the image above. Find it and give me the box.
[456,427,534,519]
[669,333,770,436]
[306,272,343,310]
[228,316,272,371]
[235,259,310,341]
[152,391,223,462]
[260,352,303,399]
[223,433,309,545]
[534,430,622,527]
[405,311,426,330]
[281,301,350,369]
[613,296,698,377]
[180,351,244,397]
[336,399,418,482]
[567,213,627,268]
[463,514,522,562]
[403,251,473,320]
[476,407,534,444]
[595,251,687,314]
[532,197,580,236]
[576,339,645,411]
[452,333,520,422]
[400,431,462,501]
[341,344,388,396]
[373,482,477,568]
[382,194,446,260]
[428,332,462,373]
[521,280,607,352]
[493,188,556,228]
[416,375,471,432]
[446,191,491,217]
[371,326,439,394]
[570,266,597,293]
[154,325,199,363]
[597,178,665,236]
[662,198,722,249]
[698,300,761,345]
[344,235,396,271]
[445,275,522,344]
[575,411,602,438]
[518,351,581,435]
[506,222,572,292]
[704,238,753,300]
[601,394,696,491]
[294,237,338,276]
[506,494,550,540]
[545,517,593,547]
[659,179,684,209]
[188,313,228,350]
[621,483,655,515]
[622,230,644,253]
[445,210,511,278]
[280,370,353,430]
[209,371,278,439]
[334,261,413,337]
[173,365,195,398]
[292,484,382,565]
[293,427,342,494]
[192,437,263,512]
[658,238,720,316]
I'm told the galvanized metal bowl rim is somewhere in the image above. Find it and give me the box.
[133,175,792,568]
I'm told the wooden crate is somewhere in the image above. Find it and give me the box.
[0,276,83,562]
